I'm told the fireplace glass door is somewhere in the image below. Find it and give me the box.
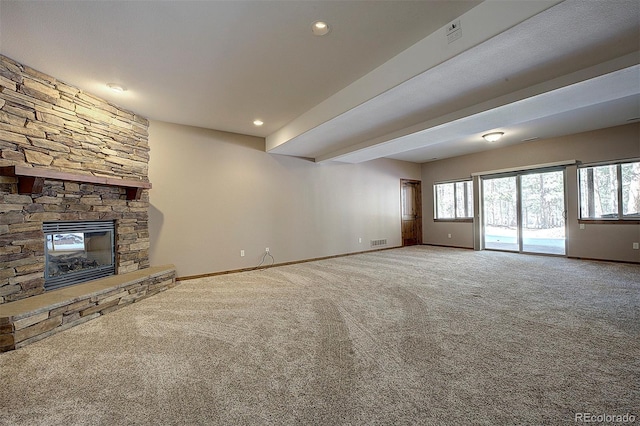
[44,221,115,290]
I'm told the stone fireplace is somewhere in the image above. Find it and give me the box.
[0,54,153,304]
[0,54,177,353]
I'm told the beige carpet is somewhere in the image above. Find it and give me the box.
[1,246,638,425]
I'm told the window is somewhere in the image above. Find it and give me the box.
[434,180,473,220]
[622,162,640,217]
[579,160,640,220]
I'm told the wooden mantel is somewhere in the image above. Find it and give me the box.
[0,165,152,200]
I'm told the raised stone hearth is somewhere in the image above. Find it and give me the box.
[0,265,176,352]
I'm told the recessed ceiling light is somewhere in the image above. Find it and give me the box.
[522,137,539,142]
[107,83,126,93]
[312,21,330,36]
[482,132,504,143]
[253,119,264,127]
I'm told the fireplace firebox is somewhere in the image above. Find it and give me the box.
[44,221,116,291]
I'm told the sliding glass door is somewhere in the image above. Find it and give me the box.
[483,169,566,255]
[483,176,518,251]
[520,171,566,254]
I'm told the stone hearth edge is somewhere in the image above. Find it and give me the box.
[0,264,176,352]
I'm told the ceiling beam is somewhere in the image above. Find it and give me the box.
[266,0,561,154]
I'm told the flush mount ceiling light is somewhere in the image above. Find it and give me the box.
[106,83,126,93]
[311,21,330,36]
[253,119,264,127]
[483,132,504,142]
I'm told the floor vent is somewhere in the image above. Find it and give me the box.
[371,239,387,248]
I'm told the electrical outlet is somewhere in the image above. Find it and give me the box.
[580,223,585,230]
[358,238,362,243]
[448,234,452,239]
[633,242,639,250]
[265,247,269,253]
[240,250,245,257]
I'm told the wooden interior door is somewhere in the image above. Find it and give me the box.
[401,179,422,246]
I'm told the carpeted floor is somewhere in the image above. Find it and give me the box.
[1,246,638,425]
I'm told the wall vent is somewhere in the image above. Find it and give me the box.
[370,239,387,248]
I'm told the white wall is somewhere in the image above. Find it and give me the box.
[148,121,421,277]
[421,123,640,263]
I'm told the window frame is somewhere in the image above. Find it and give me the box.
[578,158,640,223]
[433,179,474,222]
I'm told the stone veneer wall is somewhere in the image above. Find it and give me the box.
[0,54,151,304]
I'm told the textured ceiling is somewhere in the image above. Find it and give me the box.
[268,0,640,163]
[1,0,638,164]
[0,0,479,137]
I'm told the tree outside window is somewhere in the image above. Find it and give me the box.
[434,180,473,220]
[579,160,640,220]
